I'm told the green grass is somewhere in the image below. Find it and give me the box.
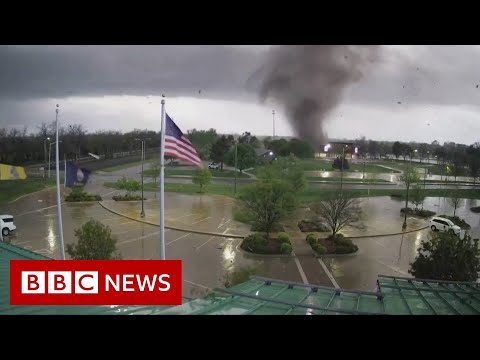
[0,177,61,203]
[104,181,480,204]
[252,159,399,175]
[162,168,250,178]
[100,158,157,172]
[306,177,391,183]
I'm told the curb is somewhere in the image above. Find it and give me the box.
[97,201,247,239]
[234,241,293,258]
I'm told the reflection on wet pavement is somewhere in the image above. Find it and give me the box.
[4,186,480,295]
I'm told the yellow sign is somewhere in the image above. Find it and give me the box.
[0,164,27,180]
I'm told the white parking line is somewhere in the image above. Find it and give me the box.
[195,236,216,250]
[317,258,340,289]
[293,255,309,284]
[169,213,198,221]
[190,217,211,225]
[217,218,232,229]
[118,231,164,245]
[167,233,191,245]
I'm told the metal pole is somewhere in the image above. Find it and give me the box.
[48,142,52,178]
[272,110,275,139]
[43,139,48,180]
[159,96,166,260]
[363,160,365,183]
[234,140,238,196]
[402,152,411,230]
[64,153,66,187]
[340,146,344,192]
[141,140,145,218]
[55,105,65,260]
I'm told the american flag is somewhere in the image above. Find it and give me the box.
[164,113,203,167]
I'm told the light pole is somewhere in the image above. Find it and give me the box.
[234,140,238,196]
[340,145,347,192]
[49,140,62,178]
[135,138,148,218]
[402,149,418,230]
[272,110,275,140]
[43,137,50,180]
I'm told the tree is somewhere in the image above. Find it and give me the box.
[367,140,379,159]
[115,177,141,196]
[186,128,217,160]
[409,231,480,282]
[257,155,306,194]
[149,161,160,184]
[225,143,256,173]
[312,194,361,238]
[238,131,260,148]
[210,135,234,170]
[66,219,122,260]
[239,180,296,240]
[410,185,425,210]
[332,157,349,170]
[392,141,402,159]
[466,143,480,185]
[288,138,315,159]
[192,168,212,193]
[400,166,421,227]
[447,189,463,217]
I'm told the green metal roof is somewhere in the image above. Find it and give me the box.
[1,241,479,315]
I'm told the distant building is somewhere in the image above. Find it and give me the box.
[316,141,359,159]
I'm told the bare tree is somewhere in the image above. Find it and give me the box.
[312,194,361,238]
[448,187,463,217]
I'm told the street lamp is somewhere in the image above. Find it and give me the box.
[43,137,50,180]
[402,149,418,230]
[48,140,62,178]
[135,138,149,218]
[272,110,275,140]
[234,139,238,196]
[340,144,348,192]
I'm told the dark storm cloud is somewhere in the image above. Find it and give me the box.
[0,45,265,100]
[346,45,480,108]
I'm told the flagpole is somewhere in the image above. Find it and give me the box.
[64,153,66,187]
[55,105,66,260]
[159,95,166,260]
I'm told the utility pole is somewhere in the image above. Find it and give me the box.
[234,140,238,196]
[272,110,275,140]
[340,145,345,192]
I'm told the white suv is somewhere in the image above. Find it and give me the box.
[429,216,461,236]
[1,215,16,237]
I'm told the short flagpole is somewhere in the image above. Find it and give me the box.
[55,105,66,260]
[159,95,166,260]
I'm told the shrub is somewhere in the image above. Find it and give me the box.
[313,243,327,255]
[400,208,435,218]
[251,222,284,232]
[438,215,471,229]
[66,219,122,260]
[278,232,290,244]
[112,194,145,201]
[470,206,480,213]
[297,220,329,232]
[280,243,293,255]
[241,233,268,253]
[306,233,317,246]
[65,187,102,202]
[335,245,356,254]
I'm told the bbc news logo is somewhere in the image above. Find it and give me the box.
[10,260,182,305]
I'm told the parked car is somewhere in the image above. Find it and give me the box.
[208,162,220,170]
[429,216,461,236]
[0,215,16,237]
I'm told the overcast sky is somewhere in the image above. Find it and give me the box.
[1,45,480,145]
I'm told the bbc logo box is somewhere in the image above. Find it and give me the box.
[10,260,182,306]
